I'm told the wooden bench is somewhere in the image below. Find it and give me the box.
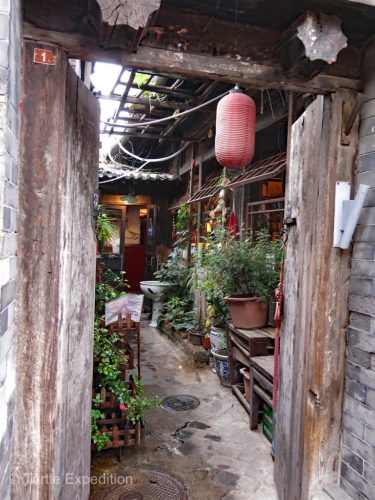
[226,322,274,414]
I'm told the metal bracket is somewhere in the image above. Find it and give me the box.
[333,182,369,249]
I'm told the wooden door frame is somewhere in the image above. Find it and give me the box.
[274,90,359,499]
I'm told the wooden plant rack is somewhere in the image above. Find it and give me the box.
[100,314,141,379]
[93,416,141,450]
[92,382,141,451]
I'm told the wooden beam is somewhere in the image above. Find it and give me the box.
[142,6,280,63]
[23,24,361,94]
[113,68,136,121]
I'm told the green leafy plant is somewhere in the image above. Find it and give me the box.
[95,266,128,315]
[174,204,190,249]
[92,265,160,450]
[223,229,283,301]
[193,225,282,328]
[173,309,200,332]
[96,205,116,242]
[118,376,161,426]
[155,252,194,330]
[94,319,128,393]
[162,296,196,331]
[91,394,111,451]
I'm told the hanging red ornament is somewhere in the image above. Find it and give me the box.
[215,87,256,168]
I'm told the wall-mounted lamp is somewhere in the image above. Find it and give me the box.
[333,182,369,249]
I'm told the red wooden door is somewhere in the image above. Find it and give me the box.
[124,245,145,292]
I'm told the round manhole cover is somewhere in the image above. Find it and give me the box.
[162,395,200,411]
[91,470,188,500]
[119,494,143,500]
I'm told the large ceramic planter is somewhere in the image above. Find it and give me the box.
[211,347,231,387]
[209,326,226,350]
[224,295,268,329]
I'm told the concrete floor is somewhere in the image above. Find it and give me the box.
[91,321,278,499]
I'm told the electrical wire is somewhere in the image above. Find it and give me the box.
[108,149,151,171]
[108,149,137,169]
[117,139,191,163]
[100,90,229,129]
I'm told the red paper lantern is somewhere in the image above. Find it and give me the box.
[215,88,256,168]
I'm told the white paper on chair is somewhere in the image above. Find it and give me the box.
[105,294,144,325]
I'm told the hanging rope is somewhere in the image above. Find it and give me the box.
[272,261,284,412]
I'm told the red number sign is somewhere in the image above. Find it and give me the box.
[33,48,56,66]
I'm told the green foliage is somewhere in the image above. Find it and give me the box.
[155,255,192,302]
[173,309,200,332]
[174,204,190,249]
[192,224,230,328]
[95,267,128,316]
[92,266,160,449]
[96,205,116,242]
[162,297,198,331]
[194,225,282,327]
[91,395,111,451]
[133,72,160,99]
[94,317,128,394]
[223,229,283,301]
[134,72,150,87]
[118,376,161,426]
[155,251,194,329]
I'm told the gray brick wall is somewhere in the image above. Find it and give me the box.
[0,0,20,498]
[341,38,375,500]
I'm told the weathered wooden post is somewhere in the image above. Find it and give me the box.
[275,89,359,499]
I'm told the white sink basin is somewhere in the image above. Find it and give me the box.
[140,280,168,299]
[140,280,168,326]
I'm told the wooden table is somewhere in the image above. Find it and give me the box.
[226,322,275,415]
[249,355,274,430]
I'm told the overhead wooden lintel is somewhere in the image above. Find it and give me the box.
[23,23,361,94]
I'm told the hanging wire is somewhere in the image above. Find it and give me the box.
[117,139,191,164]
[108,149,150,170]
[266,88,275,119]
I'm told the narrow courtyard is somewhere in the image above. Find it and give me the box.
[90,320,277,500]
[3,3,375,500]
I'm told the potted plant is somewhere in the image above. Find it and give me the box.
[191,228,230,346]
[222,229,282,329]
[196,224,282,330]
